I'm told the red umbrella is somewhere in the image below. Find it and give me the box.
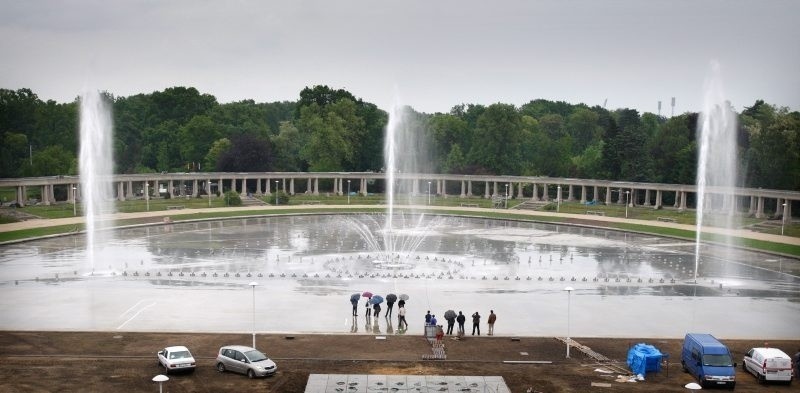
[362,291,373,298]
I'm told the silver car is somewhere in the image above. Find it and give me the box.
[215,345,277,378]
[156,345,196,374]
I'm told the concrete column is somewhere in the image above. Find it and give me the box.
[314,178,320,196]
[205,179,211,197]
[67,183,75,203]
[467,181,473,197]
[441,179,448,198]
[41,185,51,205]
[126,181,135,198]
[493,181,498,197]
[593,186,599,202]
[506,183,512,199]
[289,178,295,195]
[630,189,636,207]
[16,186,26,207]
[484,181,490,198]
[460,181,466,198]
[580,186,587,203]
[568,185,575,201]
[605,187,612,205]
[517,182,524,198]
[531,183,539,201]
[361,178,367,196]
[680,191,688,211]
[755,196,765,218]
[655,190,663,209]
[266,179,272,195]
[643,189,651,206]
[116,182,125,201]
[254,178,262,196]
[748,195,756,214]
[542,183,549,201]
[674,190,680,208]
[192,179,199,197]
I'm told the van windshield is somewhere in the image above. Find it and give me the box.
[702,354,732,367]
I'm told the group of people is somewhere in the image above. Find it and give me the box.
[350,295,408,330]
[424,309,497,337]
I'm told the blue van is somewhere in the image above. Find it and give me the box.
[681,333,736,389]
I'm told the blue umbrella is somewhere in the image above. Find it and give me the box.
[370,295,384,304]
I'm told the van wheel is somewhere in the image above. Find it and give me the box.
[247,369,256,379]
[216,363,226,373]
[681,361,687,372]
[758,374,765,384]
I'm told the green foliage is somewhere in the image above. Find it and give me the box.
[223,191,242,206]
[267,191,290,205]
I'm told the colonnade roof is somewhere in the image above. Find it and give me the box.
[1,172,798,200]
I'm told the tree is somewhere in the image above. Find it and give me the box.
[565,108,602,154]
[298,100,364,172]
[204,138,232,171]
[216,134,272,172]
[468,104,524,175]
[270,122,305,172]
[179,115,221,167]
[0,132,29,177]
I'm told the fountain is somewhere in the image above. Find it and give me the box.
[694,62,739,283]
[79,89,115,272]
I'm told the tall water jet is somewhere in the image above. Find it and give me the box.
[79,90,115,272]
[694,62,739,282]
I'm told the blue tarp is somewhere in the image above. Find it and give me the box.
[627,343,662,375]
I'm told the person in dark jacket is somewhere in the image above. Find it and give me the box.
[424,310,432,325]
[386,298,395,319]
[487,310,497,335]
[456,311,466,335]
[471,311,481,335]
[350,297,358,316]
[445,314,456,335]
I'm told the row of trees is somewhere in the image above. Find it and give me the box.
[1,86,798,191]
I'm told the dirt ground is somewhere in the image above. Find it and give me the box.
[0,331,797,392]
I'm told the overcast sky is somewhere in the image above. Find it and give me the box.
[1,0,798,115]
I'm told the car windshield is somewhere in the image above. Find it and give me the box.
[169,350,191,359]
[244,350,267,362]
[702,354,732,367]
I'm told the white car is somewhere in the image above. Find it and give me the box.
[742,347,793,384]
[157,346,196,374]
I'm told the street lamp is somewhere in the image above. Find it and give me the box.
[781,203,787,235]
[427,181,432,205]
[274,181,279,206]
[505,184,509,209]
[625,190,630,218]
[152,374,168,393]
[564,286,574,358]
[145,182,150,212]
[557,185,561,213]
[72,186,77,216]
[347,179,351,205]
[249,282,258,348]
[207,181,212,207]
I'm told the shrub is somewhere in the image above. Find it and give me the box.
[268,191,289,206]
[224,191,242,206]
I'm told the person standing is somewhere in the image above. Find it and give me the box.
[471,311,481,335]
[425,310,432,325]
[365,297,372,317]
[456,311,466,335]
[373,302,381,318]
[487,310,497,335]
[351,297,358,316]
[386,298,395,319]
[398,299,406,309]
[398,306,408,329]
[445,313,456,335]
[430,314,438,327]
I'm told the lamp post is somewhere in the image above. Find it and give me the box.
[347,179,351,205]
[781,203,787,235]
[145,182,150,212]
[72,186,77,216]
[427,181,432,205]
[564,286,574,358]
[152,374,168,393]
[274,181,279,206]
[625,190,630,218]
[505,184,509,209]
[207,181,212,208]
[249,282,258,348]
[557,185,561,213]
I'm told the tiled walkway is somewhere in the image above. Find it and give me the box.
[304,374,510,393]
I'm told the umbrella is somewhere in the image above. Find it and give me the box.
[370,295,384,304]
[444,309,456,320]
[386,293,398,303]
[350,293,360,302]
[399,294,409,301]
[362,291,373,298]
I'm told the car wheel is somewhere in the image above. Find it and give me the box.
[164,365,169,375]
[216,363,226,373]
[247,369,256,379]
